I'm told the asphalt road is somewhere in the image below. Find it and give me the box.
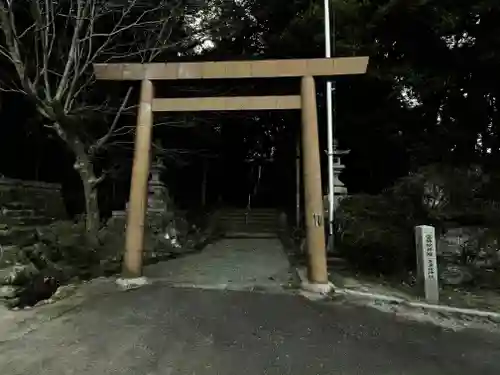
[0,285,499,374]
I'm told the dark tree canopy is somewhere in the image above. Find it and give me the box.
[2,0,500,207]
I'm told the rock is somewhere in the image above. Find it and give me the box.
[300,238,306,254]
[184,239,196,250]
[0,226,38,247]
[0,263,39,286]
[98,258,121,275]
[50,284,77,301]
[163,223,182,249]
[15,272,60,308]
[175,217,189,238]
[98,228,125,260]
[35,225,58,244]
[0,245,22,268]
[21,243,53,267]
[439,227,500,264]
[278,212,288,231]
[440,264,473,286]
[0,265,18,285]
[3,296,20,309]
[0,285,18,298]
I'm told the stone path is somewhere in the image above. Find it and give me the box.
[2,239,500,374]
[2,285,500,375]
[145,238,294,292]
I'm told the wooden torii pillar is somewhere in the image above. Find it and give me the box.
[93,56,369,287]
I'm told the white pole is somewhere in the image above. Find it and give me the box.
[324,0,335,240]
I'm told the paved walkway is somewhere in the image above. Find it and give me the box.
[1,285,499,374]
[145,238,293,292]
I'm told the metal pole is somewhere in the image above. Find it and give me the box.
[296,136,301,228]
[324,0,335,240]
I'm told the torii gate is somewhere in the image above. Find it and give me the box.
[93,56,369,289]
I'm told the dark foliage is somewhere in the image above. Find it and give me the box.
[336,164,500,275]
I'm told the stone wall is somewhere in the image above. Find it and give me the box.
[0,178,66,220]
[0,175,217,308]
[1,177,67,264]
[0,178,69,307]
[437,227,500,286]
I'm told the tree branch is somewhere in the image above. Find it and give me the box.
[0,1,35,96]
[90,85,133,156]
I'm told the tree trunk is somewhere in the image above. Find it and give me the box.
[73,147,100,239]
[54,123,101,238]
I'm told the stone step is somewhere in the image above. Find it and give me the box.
[220,219,278,225]
[220,207,278,212]
[0,226,38,246]
[224,232,278,238]
[220,218,278,225]
[0,208,37,217]
[220,217,278,224]
[219,213,279,219]
[2,201,32,210]
[1,215,55,226]
[221,226,278,232]
[220,220,278,226]
[327,256,348,265]
[219,216,278,223]
[0,245,21,267]
[220,211,279,217]
[219,217,278,224]
[220,224,278,233]
[219,212,279,219]
[217,209,281,234]
[221,210,278,214]
[220,212,278,217]
[222,226,278,233]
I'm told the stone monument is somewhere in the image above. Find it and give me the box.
[324,139,350,215]
[415,225,439,304]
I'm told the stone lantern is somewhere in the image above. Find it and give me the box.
[146,140,172,231]
[332,139,350,210]
[111,140,172,231]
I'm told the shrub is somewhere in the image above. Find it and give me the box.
[335,164,500,275]
[335,193,419,274]
[36,221,103,277]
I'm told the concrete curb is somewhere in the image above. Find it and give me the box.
[145,278,291,294]
[295,267,500,321]
[338,288,500,321]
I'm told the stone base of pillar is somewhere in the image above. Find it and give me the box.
[296,267,334,296]
[301,280,334,295]
[116,276,150,290]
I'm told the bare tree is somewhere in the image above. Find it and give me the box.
[0,0,204,238]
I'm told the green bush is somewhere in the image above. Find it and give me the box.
[335,193,419,274]
[36,221,102,274]
[335,164,500,275]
